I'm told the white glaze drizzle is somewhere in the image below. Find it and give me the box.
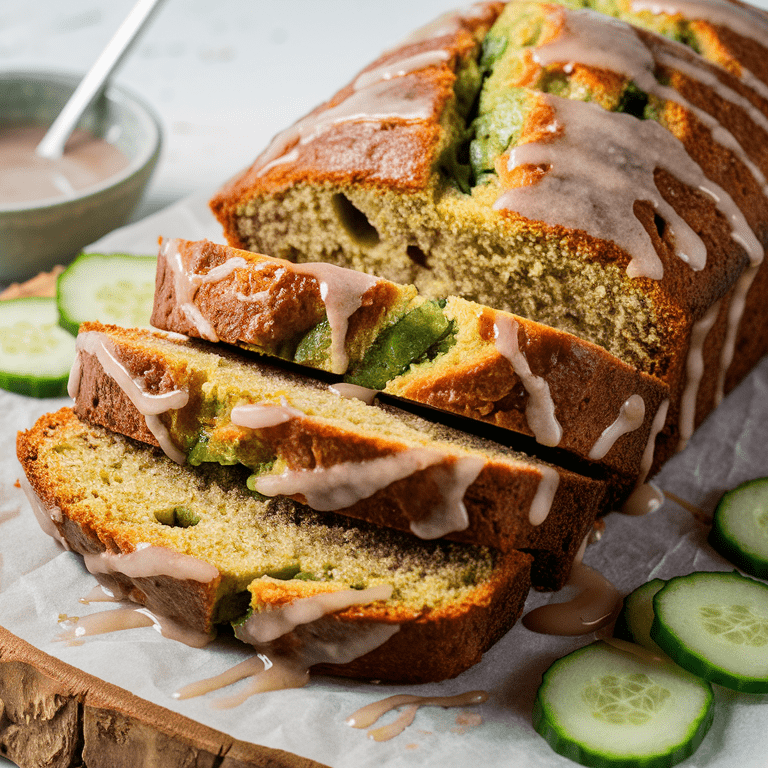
[522,559,622,635]
[529,465,560,526]
[230,400,306,429]
[714,263,760,405]
[347,690,489,742]
[678,299,722,451]
[511,8,764,278]
[353,49,451,91]
[69,330,189,464]
[19,473,70,550]
[631,0,768,49]
[254,78,438,177]
[493,316,562,447]
[251,449,484,539]
[288,261,381,374]
[55,605,214,648]
[620,398,670,515]
[82,543,219,584]
[174,620,400,706]
[589,394,646,461]
[329,382,380,404]
[532,7,768,200]
[235,582,393,644]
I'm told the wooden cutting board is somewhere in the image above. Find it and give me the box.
[0,270,328,768]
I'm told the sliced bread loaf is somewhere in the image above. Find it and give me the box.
[68,322,606,589]
[17,408,532,683]
[151,238,669,487]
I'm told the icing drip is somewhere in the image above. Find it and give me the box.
[163,239,233,341]
[522,560,622,635]
[631,0,768,50]
[251,449,484,539]
[715,263,760,405]
[82,543,219,584]
[529,465,560,526]
[589,394,646,461]
[56,605,214,648]
[19,473,70,550]
[230,400,306,429]
[347,690,489,742]
[678,300,722,451]
[70,330,189,464]
[620,398,670,515]
[254,77,437,177]
[493,316,562,447]
[174,619,400,706]
[512,8,764,278]
[329,382,380,404]
[235,583,393,644]
[353,49,451,91]
[621,481,666,516]
[289,261,381,374]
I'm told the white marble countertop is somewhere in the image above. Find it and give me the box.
[1,0,463,225]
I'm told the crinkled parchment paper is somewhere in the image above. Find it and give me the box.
[0,195,766,768]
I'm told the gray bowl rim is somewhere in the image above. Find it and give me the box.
[0,69,163,214]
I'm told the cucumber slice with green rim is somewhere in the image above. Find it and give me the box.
[709,478,768,579]
[651,570,768,693]
[613,579,667,657]
[0,297,76,397]
[56,252,157,335]
[533,641,714,768]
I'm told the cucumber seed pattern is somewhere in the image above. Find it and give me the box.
[699,604,768,646]
[0,321,61,356]
[582,673,671,725]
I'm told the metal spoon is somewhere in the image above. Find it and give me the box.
[36,0,166,160]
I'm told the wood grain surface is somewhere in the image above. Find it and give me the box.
[0,626,328,768]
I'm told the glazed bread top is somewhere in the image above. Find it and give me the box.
[210,0,768,467]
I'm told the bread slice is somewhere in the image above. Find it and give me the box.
[68,322,606,589]
[151,238,669,486]
[209,0,768,475]
[17,408,532,683]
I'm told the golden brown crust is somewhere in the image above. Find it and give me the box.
[16,408,532,684]
[69,324,605,583]
[209,2,504,239]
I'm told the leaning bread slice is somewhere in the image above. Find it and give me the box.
[68,323,605,589]
[17,408,532,683]
[151,238,669,486]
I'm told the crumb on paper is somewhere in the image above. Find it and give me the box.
[14,479,20,488]
[405,743,419,750]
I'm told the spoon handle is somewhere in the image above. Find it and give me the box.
[36,0,166,160]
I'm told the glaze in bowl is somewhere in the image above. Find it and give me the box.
[0,70,162,282]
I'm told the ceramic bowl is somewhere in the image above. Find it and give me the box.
[0,70,162,282]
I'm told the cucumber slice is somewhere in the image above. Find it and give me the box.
[56,252,157,335]
[0,297,76,397]
[613,579,667,656]
[533,641,714,768]
[651,571,768,693]
[709,478,768,579]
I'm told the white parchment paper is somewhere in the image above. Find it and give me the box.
[1,196,766,768]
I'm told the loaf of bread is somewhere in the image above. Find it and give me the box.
[68,322,606,589]
[210,0,768,480]
[151,237,669,490]
[17,408,532,683]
